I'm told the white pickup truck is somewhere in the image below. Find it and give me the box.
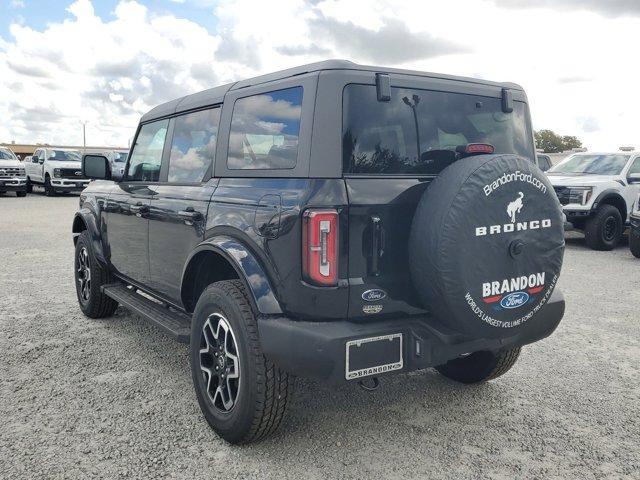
[24,147,90,196]
[0,146,27,197]
[547,151,640,250]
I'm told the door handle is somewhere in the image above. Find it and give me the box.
[369,216,385,277]
[178,208,202,221]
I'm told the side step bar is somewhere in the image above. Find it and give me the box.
[102,283,191,343]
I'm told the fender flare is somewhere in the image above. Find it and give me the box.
[592,189,627,218]
[181,235,282,315]
[72,209,106,264]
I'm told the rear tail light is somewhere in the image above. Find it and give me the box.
[302,209,338,286]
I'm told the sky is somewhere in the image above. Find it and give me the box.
[0,0,638,150]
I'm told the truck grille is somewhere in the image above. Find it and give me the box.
[553,186,570,206]
[59,168,85,179]
[0,167,24,178]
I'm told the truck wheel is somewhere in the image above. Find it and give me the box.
[25,178,33,193]
[190,280,293,444]
[584,204,622,251]
[16,191,27,197]
[630,228,640,258]
[44,175,56,196]
[74,230,118,318]
[436,347,521,384]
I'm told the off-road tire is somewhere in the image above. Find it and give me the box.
[435,348,521,384]
[25,178,33,193]
[16,191,27,197]
[190,280,293,444]
[74,230,118,318]
[584,204,623,251]
[630,228,640,258]
[44,175,56,197]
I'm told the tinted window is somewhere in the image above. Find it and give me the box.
[343,85,533,175]
[628,157,640,175]
[126,120,168,182]
[228,87,302,170]
[168,108,220,183]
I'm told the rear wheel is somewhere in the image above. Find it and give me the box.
[584,204,622,251]
[190,280,292,444]
[436,348,521,384]
[630,228,640,258]
[74,231,118,318]
[44,175,56,196]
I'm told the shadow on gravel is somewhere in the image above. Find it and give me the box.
[564,233,629,250]
[108,307,508,453]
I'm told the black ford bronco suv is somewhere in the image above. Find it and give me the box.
[73,60,566,444]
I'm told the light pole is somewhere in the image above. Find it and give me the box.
[79,121,88,154]
[402,94,421,160]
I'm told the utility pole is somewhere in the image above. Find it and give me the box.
[80,121,88,154]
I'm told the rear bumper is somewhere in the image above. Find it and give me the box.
[259,288,565,383]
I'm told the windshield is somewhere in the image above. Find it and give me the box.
[0,149,17,160]
[343,85,534,175]
[549,154,630,175]
[49,149,81,161]
[115,152,128,162]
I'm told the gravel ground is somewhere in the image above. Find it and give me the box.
[1,194,639,479]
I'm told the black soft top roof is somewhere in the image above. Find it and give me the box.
[140,59,523,123]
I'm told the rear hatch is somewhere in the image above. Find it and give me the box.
[343,81,535,320]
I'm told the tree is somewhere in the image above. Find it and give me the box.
[534,129,583,153]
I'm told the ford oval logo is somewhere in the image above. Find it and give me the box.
[500,291,529,309]
[362,289,387,302]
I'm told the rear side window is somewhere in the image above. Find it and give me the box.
[127,119,168,182]
[227,87,303,170]
[168,107,220,183]
[343,85,533,175]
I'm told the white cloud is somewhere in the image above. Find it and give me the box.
[0,0,638,151]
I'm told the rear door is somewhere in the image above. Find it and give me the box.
[341,80,535,320]
[147,106,221,304]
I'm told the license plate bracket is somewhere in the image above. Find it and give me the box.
[345,333,403,380]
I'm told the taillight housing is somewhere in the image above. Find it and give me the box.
[302,209,338,286]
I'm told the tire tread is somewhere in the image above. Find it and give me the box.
[204,280,292,444]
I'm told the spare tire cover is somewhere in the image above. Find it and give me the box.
[409,154,564,339]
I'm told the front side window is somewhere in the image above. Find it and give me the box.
[126,120,169,182]
[549,154,630,176]
[168,107,220,183]
[228,87,303,170]
[628,157,640,175]
[343,85,533,175]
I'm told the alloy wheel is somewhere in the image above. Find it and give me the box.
[77,247,91,302]
[199,313,241,412]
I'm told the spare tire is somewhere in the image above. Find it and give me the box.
[409,154,564,339]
